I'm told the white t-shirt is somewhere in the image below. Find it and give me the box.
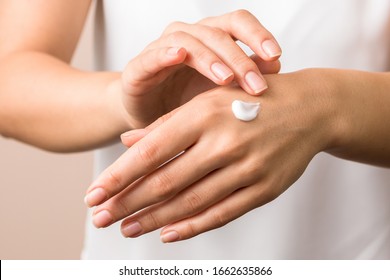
[82,0,390,259]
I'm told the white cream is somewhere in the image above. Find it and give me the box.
[231,100,260,121]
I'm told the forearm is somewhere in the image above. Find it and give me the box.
[0,51,129,152]
[319,68,390,167]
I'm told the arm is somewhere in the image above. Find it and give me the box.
[0,0,128,152]
[85,68,390,241]
[0,5,281,152]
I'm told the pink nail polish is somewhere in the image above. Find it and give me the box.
[160,231,180,243]
[121,221,143,237]
[262,39,282,58]
[211,62,234,81]
[92,210,113,228]
[84,188,107,207]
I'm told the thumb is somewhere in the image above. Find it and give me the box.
[120,107,182,147]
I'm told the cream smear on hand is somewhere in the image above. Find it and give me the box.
[231,100,260,121]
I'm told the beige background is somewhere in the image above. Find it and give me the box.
[0,8,95,259]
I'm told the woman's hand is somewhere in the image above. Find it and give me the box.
[85,69,342,241]
[115,10,281,129]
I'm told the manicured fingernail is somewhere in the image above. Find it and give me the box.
[262,39,282,58]
[92,210,113,228]
[84,188,107,207]
[167,47,182,56]
[160,230,180,243]
[121,130,141,138]
[121,221,143,237]
[211,62,234,81]
[245,71,267,95]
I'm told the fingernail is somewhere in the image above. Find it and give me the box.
[121,221,143,237]
[262,39,282,58]
[92,210,113,228]
[245,71,268,95]
[167,47,182,56]
[211,62,234,81]
[160,230,180,243]
[121,130,140,138]
[84,188,107,207]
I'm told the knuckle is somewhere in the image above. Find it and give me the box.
[183,220,198,238]
[149,171,174,201]
[153,112,172,127]
[211,134,245,164]
[135,140,160,169]
[231,9,252,20]
[210,208,230,228]
[166,30,188,44]
[209,27,228,41]
[144,210,161,229]
[230,54,255,72]
[182,190,203,215]
[112,196,132,218]
[263,179,283,202]
[193,47,212,64]
[236,156,265,185]
[106,168,122,191]
[164,21,186,34]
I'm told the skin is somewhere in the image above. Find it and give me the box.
[2,1,389,244]
[86,68,390,242]
[0,1,281,152]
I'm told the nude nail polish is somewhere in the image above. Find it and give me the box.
[92,210,113,228]
[121,221,143,237]
[245,71,268,94]
[160,231,180,243]
[84,188,107,207]
[211,62,234,81]
[262,39,282,58]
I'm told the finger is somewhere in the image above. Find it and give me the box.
[147,31,235,85]
[251,54,281,74]
[120,163,250,238]
[200,9,282,61]
[162,22,268,95]
[91,135,228,228]
[84,107,200,208]
[159,183,271,243]
[121,104,182,154]
[120,129,147,148]
[122,46,187,96]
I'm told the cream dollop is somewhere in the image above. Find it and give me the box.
[231,100,260,121]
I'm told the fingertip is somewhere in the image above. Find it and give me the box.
[160,230,180,243]
[84,187,108,208]
[261,39,282,60]
[211,62,234,84]
[167,46,187,59]
[244,71,268,95]
[121,129,147,147]
[251,85,268,96]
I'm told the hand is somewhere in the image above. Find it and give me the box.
[85,69,341,242]
[115,10,282,129]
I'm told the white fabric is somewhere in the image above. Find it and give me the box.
[82,0,390,259]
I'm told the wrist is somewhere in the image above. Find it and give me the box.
[105,74,133,133]
[290,68,347,154]
[314,68,347,150]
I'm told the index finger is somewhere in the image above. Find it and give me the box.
[199,9,282,61]
[84,109,199,208]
